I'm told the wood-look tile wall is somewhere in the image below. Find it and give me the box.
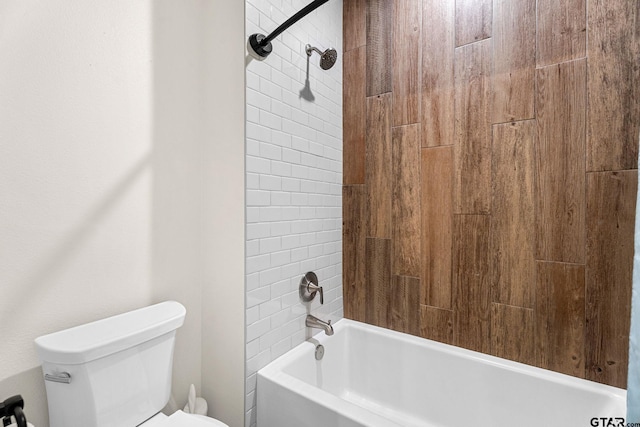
[342,0,639,388]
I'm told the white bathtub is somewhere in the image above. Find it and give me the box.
[257,319,626,427]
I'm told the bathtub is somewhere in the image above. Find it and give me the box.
[257,319,626,427]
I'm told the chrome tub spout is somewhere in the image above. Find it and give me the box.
[306,315,334,336]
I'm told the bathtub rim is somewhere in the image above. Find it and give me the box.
[257,318,626,426]
[261,318,625,399]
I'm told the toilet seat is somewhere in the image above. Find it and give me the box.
[143,410,229,427]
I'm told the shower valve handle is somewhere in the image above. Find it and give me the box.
[307,282,324,305]
[299,271,323,304]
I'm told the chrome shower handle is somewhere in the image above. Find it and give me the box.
[299,271,323,304]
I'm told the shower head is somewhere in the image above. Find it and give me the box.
[306,44,338,70]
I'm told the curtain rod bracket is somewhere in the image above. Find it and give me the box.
[249,34,272,58]
[248,0,329,59]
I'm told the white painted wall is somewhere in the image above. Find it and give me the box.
[201,0,246,426]
[244,1,343,425]
[0,1,246,426]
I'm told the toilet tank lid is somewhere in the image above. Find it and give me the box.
[35,301,186,365]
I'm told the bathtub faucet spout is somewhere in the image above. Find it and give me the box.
[306,315,334,336]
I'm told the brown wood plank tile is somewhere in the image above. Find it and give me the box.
[492,0,535,123]
[455,0,492,47]
[390,275,420,335]
[421,146,453,309]
[536,0,586,67]
[491,303,535,365]
[587,0,640,171]
[420,305,454,345]
[535,59,586,264]
[366,0,393,96]
[453,214,491,353]
[536,261,586,378]
[343,185,367,322]
[343,46,367,184]
[491,121,536,308]
[365,237,392,328]
[422,0,455,147]
[366,93,392,238]
[392,124,421,276]
[341,0,637,386]
[586,170,637,388]
[344,0,366,52]
[454,39,492,215]
[392,0,421,126]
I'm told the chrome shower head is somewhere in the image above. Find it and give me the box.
[306,44,338,70]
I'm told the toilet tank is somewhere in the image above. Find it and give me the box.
[35,301,186,427]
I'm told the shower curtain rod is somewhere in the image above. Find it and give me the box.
[248,0,329,58]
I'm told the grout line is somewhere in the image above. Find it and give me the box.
[490,302,535,312]
[535,55,588,70]
[391,122,421,129]
[419,304,454,313]
[491,118,537,126]
[454,36,492,50]
[535,260,586,267]
[586,168,640,175]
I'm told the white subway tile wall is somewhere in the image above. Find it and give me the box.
[244,0,343,425]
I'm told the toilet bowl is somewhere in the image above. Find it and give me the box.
[34,301,228,427]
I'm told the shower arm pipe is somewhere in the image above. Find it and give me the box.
[249,0,329,58]
[306,45,324,56]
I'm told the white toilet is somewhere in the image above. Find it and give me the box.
[34,301,229,427]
